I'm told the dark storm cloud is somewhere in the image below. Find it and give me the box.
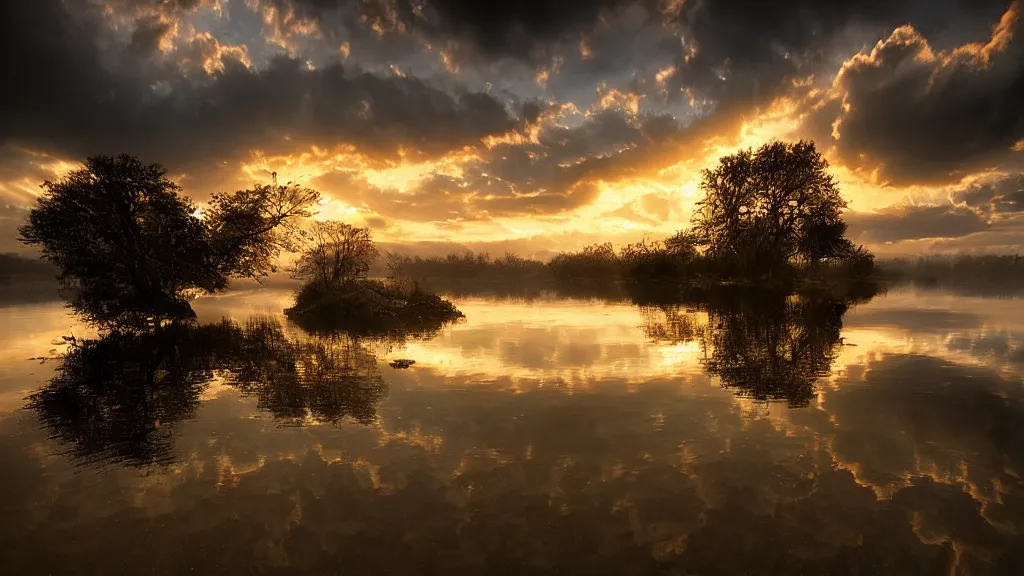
[407,0,640,59]
[6,0,1024,235]
[124,16,174,59]
[0,0,520,175]
[266,0,647,61]
[953,174,1024,214]
[255,0,1015,135]
[654,0,1011,110]
[112,0,216,13]
[846,204,990,243]
[821,3,1024,185]
[272,0,1010,61]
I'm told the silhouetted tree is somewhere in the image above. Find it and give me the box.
[620,232,699,280]
[689,141,859,277]
[292,221,378,290]
[286,222,463,334]
[204,182,320,278]
[548,242,620,282]
[18,155,319,326]
[663,230,700,262]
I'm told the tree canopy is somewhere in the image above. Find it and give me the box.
[19,154,319,326]
[292,220,378,290]
[689,140,861,276]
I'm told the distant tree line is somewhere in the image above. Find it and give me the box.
[0,253,59,279]
[877,254,1024,295]
[16,141,876,328]
[0,253,63,304]
[389,141,876,294]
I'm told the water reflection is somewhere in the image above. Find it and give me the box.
[3,287,1024,574]
[28,318,410,467]
[641,288,854,406]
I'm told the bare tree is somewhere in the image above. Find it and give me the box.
[293,221,378,290]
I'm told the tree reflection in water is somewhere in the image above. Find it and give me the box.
[30,283,878,467]
[642,284,880,406]
[27,316,446,467]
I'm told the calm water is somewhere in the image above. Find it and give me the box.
[1,287,1024,575]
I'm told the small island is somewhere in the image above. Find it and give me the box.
[283,221,464,335]
[17,154,463,335]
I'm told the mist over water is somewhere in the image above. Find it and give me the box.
[2,286,1024,575]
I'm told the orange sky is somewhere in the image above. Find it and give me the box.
[2,0,1023,257]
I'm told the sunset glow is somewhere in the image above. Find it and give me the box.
[2,0,1022,256]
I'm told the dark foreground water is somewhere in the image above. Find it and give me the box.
[1,287,1023,575]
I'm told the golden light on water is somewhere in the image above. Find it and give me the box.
[4,1,1024,571]
[4,284,1023,573]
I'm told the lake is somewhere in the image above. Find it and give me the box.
[1,286,1023,575]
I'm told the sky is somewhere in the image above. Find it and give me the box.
[1,0,1023,258]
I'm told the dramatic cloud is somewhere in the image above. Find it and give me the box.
[821,3,1024,185]
[2,0,1023,252]
[301,106,707,226]
[847,204,990,243]
[260,0,649,61]
[924,214,1024,253]
[954,173,1024,214]
[657,0,1012,112]
[0,0,521,170]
